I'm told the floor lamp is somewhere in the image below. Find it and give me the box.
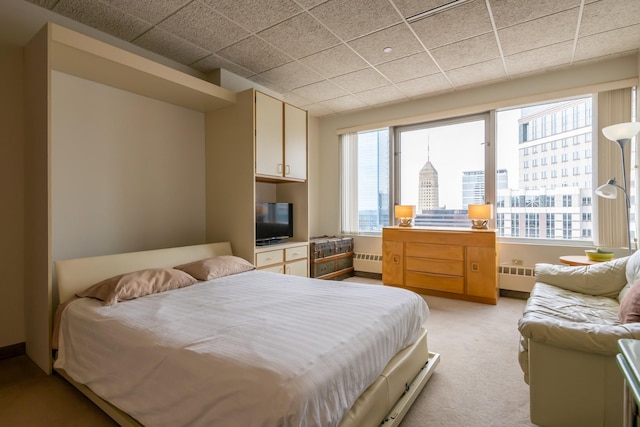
[594,122,640,253]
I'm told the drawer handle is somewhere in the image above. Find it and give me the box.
[393,255,400,264]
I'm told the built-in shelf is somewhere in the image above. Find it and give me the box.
[48,23,236,112]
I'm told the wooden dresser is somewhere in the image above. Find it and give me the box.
[382,226,498,304]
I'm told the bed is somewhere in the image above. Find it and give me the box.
[53,242,439,427]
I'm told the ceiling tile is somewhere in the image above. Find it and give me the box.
[410,0,493,49]
[395,73,452,97]
[309,0,402,41]
[376,52,440,83]
[217,36,292,73]
[303,103,336,117]
[133,27,210,65]
[201,0,302,33]
[52,0,151,41]
[258,12,340,59]
[191,54,254,77]
[246,74,287,93]
[505,41,573,76]
[292,80,349,102]
[498,8,579,56]
[446,59,506,88]
[331,68,390,93]
[257,61,324,90]
[490,0,580,29]
[280,91,313,106]
[348,23,424,65]
[391,0,450,19]
[431,32,500,71]
[574,24,640,62]
[158,2,249,52]
[99,0,191,25]
[320,95,368,112]
[579,0,640,37]
[299,44,368,78]
[355,85,407,106]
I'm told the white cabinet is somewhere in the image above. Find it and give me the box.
[255,92,307,181]
[255,243,309,277]
[284,103,307,180]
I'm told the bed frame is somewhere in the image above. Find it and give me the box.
[54,242,439,427]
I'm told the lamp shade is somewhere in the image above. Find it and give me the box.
[602,122,640,142]
[467,203,492,219]
[395,205,415,219]
[594,179,620,199]
[394,205,416,227]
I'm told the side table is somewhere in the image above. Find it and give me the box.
[559,255,604,266]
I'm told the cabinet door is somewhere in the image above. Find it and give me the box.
[382,241,404,286]
[255,92,283,178]
[286,258,308,277]
[466,246,497,299]
[284,103,307,180]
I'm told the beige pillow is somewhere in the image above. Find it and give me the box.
[77,268,198,306]
[619,281,640,323]
[174,255,255,281]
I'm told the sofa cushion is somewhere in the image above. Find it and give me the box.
[518,282,636,356]
[619,281,640,323]
[535,257,628,298]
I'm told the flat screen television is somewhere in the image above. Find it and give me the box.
[255,202,293,245]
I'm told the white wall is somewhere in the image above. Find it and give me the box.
[51,71,207,263]
[312,54,639,273]
[0,44,24,348]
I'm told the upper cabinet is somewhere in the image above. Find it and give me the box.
[255,92,307,182]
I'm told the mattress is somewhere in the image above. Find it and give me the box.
[55,270,429,427]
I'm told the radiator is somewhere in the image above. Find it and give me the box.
[498,264,536,292]
[353,253,382,274]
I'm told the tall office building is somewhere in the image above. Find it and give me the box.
[418,151,439,214]
[496,97,594,239]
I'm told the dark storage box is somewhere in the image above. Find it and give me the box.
[309,236,354,280]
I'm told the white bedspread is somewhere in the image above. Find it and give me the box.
[55,271,428,427]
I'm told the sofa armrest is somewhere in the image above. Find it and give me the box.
[518,312,640,356]
[535,256,629,298]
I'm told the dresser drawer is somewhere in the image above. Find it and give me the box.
[406,242,464,261]
[406,257,464,276]
[255,249,283,267]
[406,271,465,294]
[286,245,308,261]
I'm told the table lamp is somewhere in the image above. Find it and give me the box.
[468,203,492,229]
[395,205,416,227]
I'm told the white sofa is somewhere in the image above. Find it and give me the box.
[518,250,640,427]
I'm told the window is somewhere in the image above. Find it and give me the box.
[340,95,602,243]
[496,96,594,242]
[525,213,539,237]
[546,214,555,238]
[340,129,390,234]
[395,114,489,228]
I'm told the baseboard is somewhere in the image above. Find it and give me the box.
[353,271,382,280]
[500,289,530,300]
[0,342,26,360]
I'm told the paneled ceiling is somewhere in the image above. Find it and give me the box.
[21,0,640,116]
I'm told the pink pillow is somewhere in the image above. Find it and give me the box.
[77,268,197,306]
[619,282,640,323]
[174,255,255,281]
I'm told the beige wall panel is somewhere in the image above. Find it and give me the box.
[0,44,25,349]
[51,71,206,263]
[23,25,51,373]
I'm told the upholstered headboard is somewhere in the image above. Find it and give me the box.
[55,242,233,304]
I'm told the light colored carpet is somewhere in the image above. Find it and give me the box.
[0,277,535,426]
[344,276,535,426]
